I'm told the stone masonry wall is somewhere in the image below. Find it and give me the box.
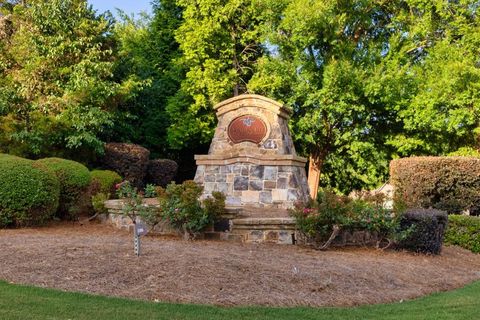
[195,163,309,209]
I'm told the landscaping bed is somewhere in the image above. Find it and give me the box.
[0,222,479,307]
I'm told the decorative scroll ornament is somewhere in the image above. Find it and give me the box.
[227,115,267,144]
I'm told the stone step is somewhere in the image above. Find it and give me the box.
[224,206,290,218]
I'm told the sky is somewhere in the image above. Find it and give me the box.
[88,0,152,17]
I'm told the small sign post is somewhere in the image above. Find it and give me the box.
[133,222,148,256]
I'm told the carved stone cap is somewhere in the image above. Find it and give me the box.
[214,94,293,119]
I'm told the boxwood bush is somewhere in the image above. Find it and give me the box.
[397,208,448,255]
[101,143,150,189]
[90,170,122,196]
[444,215,480,253]
[390,157,480,214]
[36,157,91,217]
[0,154,60,227]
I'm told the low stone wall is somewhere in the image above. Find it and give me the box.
[102,199,177,235]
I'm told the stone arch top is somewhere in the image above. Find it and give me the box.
[214,94,293,119]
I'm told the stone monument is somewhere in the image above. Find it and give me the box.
[194,94,309,211]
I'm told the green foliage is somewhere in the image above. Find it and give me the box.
[90,169,122,196]
[166,0,271,150]
[390,157,480,214]
[156,181,225,238]
[290,191,401,245]
[116,181,154,223]
[36,157,91,218]
[110,0,183,156]
[91,192,109,215]
[0,154,60,227]
[445,215,480,254]
[144,184,157,198]
[0,0,143,158]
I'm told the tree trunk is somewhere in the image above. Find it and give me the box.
[308,155,322,200]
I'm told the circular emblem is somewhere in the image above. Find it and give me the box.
[227,115,267,144]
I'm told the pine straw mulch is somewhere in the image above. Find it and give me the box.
[1,222,480,307]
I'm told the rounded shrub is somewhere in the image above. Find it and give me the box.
[36,157,91,217]
[0,154,60,226]
[90,169,122,196]
[444,215,480,253]
[397,208,448,255]
[390,157,480,214]
[146,159,178,187]
[101,143,150,189]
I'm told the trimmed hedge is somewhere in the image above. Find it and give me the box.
[102,143,150,189]
[146,159,178,187]
[445,215,480,253]
[398,208,448,254]
[390,157,480,214]
[0,155,60,227]
[90,170,122,196]
[36,158,91,217]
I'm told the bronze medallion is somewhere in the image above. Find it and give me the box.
[227,115,267,144]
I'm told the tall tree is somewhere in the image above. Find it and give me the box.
[110,0,184,157]
[249,0,398,196]
[0,0,140,158]
[166,0,270,150]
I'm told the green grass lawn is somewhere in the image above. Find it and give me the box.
[0,280,479,320]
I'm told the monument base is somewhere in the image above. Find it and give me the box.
[194,155,309,210]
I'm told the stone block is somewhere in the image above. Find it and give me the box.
[264,180,276,189]
[287,189,299,201]
[249,180,263,191]
[265,231,279,241]
[288,175,299,188]
[215,173,226,182]
[242,190,260,203]
[217,182,229,193]
[226,174,234,183]
[264,166,278,180]
[272,189,288,201]
[248,230,264,242]
[278,231,293,244]
[249,165,264,179]
[234,176,249,190]
[260,191,273,204]
[205,174,216,182]
[204,182,217,192]
[206,166,220,173]
[226,196,241,206]
[277,177,287,189]
[241,166,249,176]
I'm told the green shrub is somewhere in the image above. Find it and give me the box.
[90,170,122,196]
[0,154,60,226]
[36,158,91,218]
[390,157,480,214]
[397,208,448,255]
[445,215,480,253]
[155,181,225,239]
[91,192,109,215]
[290,191,402,248]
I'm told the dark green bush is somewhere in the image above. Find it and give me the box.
[36,157,91,217]
[444,215,480,253]
[102,143,150,189]
[398,208,448,254]
[0,154,60,226]
[90,170,122,196]
[146,159,178,187]
[390,157,480,214]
